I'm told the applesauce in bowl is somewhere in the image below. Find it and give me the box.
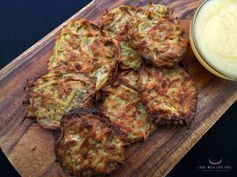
[190,0,237,81]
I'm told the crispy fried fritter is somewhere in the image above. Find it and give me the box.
[49,19,119,90]
[26,69,95,129]
[138,65,197,126]
[101,70,156,142]
[101,6,142,70]
[55,109,125,177]
[130,3,188,67]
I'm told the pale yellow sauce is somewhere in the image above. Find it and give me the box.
[195,0,237,78]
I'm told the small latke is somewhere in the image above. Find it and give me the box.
[130,3,188,67]
[25,69,95,129]
[138,65,197,126]
[55,109,125,177]
[49,19,119,90]
[101,6,142,70]
[101,70,156,142]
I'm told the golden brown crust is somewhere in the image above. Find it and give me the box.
[100,70,156,142]
[49,19,120,90]
[130,3,188,67]
[101,6,143,70]
[55,108,125,177]
[24,7,199,177]
[101,6,136,41]
[25,68,95,130]
[138,65,198,126]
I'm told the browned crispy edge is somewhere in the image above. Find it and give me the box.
[23,69,96,130]
[53,108,128,177]
[137,64,198,128]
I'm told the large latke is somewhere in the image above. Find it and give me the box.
[25,69,95,129]
[138,65,198,126]
[101,70,156,142]
[131,3,188,67]
[49,19,120,90]
[55,109,125,177]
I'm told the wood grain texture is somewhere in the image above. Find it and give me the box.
[0,0,237,177]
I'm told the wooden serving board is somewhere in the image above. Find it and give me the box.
[0,0,237,177]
